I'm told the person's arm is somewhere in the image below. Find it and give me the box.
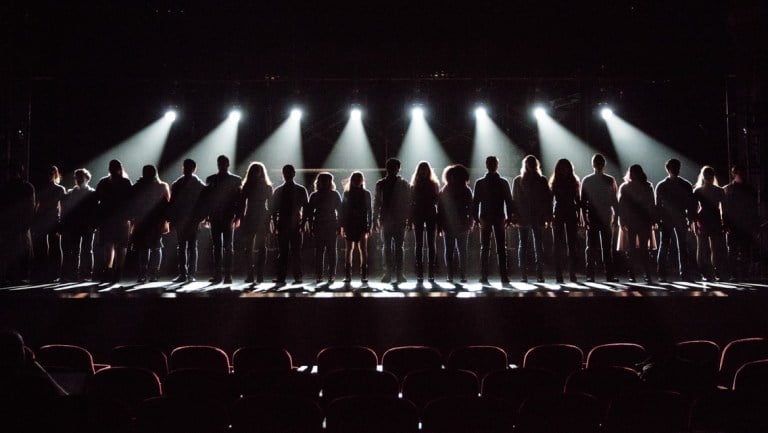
[504,179,515,224]
[372,182,382,229]
[365,190,373,233]
[472,180,481,223]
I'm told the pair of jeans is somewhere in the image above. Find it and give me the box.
[276,226,303,282]
[586,224,614,279]
[413,217,437,274]
[63,229,94,280]
[210,220,234,278]
[444,230,469,279]
[657,223,690,279]
[314,225,337,279]
[381,222,406,275]
[553,219,578,280]
[480,218,508,279]
[176,225,198,278]
[518,225,543,278]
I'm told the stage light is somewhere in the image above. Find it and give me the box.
[474,106,487,118]
[533,106,546,120]
[411,106,424,118]
[164,110,177,122]
[229,110,242,122]
[290,108,302,120]
[350,108,362,120]
[601,107,614,120]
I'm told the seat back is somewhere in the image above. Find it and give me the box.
[516,392,602,433]
[482,368,560,408]
[326,395,419,433]
[37,344,95,395]
[88,366,162,410]
[316,346,378,377]
[446,345,508,379]
[673,340,720,366]
[604,390,687,433]
[719,337,768,386]
[422,396,516,433]
[136,396,230,433]
[381,346,442,381]
[733,359,768,394]
[586,343,648,371]
[169,345,230,374]
[523,344,583,385]
[322,369,399,403]
[565,366,641,407]
[230,396,323,433]
[239,369,320,400]
[110,345,169,379]
[163,368,235,403]
[401,368,478,409]
[232,346,293,374]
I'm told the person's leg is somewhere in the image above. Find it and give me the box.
[599,225,615,280]
[314,234,325,281]
[553,221,566,282]
[711,231,727,281]
[49,231,62,281]
[394,225,406,282]
[275,230,289,283]
[532,225,544,282]
[627,228,638,281]
[566,220,579,281]
[381,224,393,281]
[360,235,369,282]
[696,232,711,280]
[480,223,492,282]
[457,231,469,282]
[518,226,530,281]
[177,233,189,279]
[82,231,94,281]
[290,228,303,282]
[61,232,76,281]
[222,225,234,281]
[254,228,267,282]
[327,229,337,280]
[425,219,437,280]
[137,247,149,282]
[675,225,690,279]
[210,223,223,281]
[344,239,354,283]
[149,246,162,281]
[494,221,509,282]
[585,227,598,280]
[444,233,456,281]
[638,230,652,281]
[657,225,671,281]
[414,222,425,280]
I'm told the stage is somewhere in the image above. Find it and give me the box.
[2,278,768,368]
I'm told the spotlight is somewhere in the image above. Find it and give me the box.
[474,106,487,118]
[533,106,546,120]
[411,106,424,118]
[350,108,362,120]
[229,110,242,122]
[290,108,303,120]
[164,110,177,122]
[601,107,614,120]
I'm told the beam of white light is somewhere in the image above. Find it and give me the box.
[474,106,487,119]
[533,107,547,120]
[229,110,242,122]
[535,112,617,180]
[350,108,362,120]
[604,114,700,184]
[323,113,378,182]
[238,114,303,180]
[472,112,524,180]
[397,110,449,178]
[165,111,177,122]
[411,106,424,118]
[85,115,174,182]
[600,107,614,120]
[290,108,302,120]
[162,116,240,181]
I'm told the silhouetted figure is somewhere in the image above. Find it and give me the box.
[340,171,372,283]
[31,165,66,282]
[374,158,411,284]
[693,166,726,281]
[306,172,342,283]
[167,159,206,283]
[0,329,67,400]
[239,162,272,283]
[723,164,759,282]
[95,159,132,284]
[410,161,440,282]
[203,155,242,284]
[550,159,581,283]
[581,154,619,282]
[0,162,35,285]
[131,165,170,283]
[512,155,552,283]
[60,168,97,282]
[618,164,656,282]
[438,164,473,283]
[655,158,696,281]
[473,156,514,284]
[270,164,308,285]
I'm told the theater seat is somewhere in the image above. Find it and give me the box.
[316,346,378,377]
[169,345,230,374]
[326,395,419,433]
[401,368,478,409]
[381,346,442,382]
[446,345,508,379]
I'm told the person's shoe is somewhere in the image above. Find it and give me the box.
[137,277,147,284]
[396,273,408,283]
[460,278,468,283]
[173,275,187,283]
[292,279,303,285]
[586,275,595,283]
[556,277,564,284]
[570,273,578,283]
[209,276,222,284]
[256,274,264,283]
[479,277,490,285]
[328,276,335,284]
[628,277,637,283]
[501,276,511,284]
[361,266,368,283]
[149,276,159,283]
[186,275,196,283]
[446,276,454,283]
[520,276,528,283]
[315,278,324,284]
[381,273,392,283]
[223,276,233,284]
[244,275,255,284]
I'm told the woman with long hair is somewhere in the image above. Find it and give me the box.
[240,162,273,283]
[549,158,581,283]
[306,172,342,283]
[618,164,656,282]
[340,171,372,283]
[693,166,726,281]
[131,165,170,283]
[32,165,67,282]
[410,161,440,282]
[512,155,552,282]
[438,164,473,283]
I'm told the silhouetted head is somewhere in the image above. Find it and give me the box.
[411,161,437,186]
[217,155,230,173]
[243,161,272,188]
[592,154,606,171]
[385,158,401,176]
[625,164,648,184]
[665,158,681,177]
[314,172,335,191]
[74,168,91,187]
[485,156,499,173]
[0,329,25,369]
[731,164,745,182]
[108,159,123,178]
[550,158,579,189]
[348,171,365,190]
[282,164,296,182]
[142,165,158,182]
[49,165,62,184]
[521,155,541,177]
[696,165,718,188]
[182,159,197,176]
[443,164,470,186]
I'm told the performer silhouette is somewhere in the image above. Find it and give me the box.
[270,164,309,285]
[61,168,97,282]
[131,165,170,283]
[655,158,696,281]
[374,158,411,284]
[438,164,473,283]
[722,164,759,282]
[306,172,342,283]
[340,171,372,283]
[203,155,242,284]
[239,162,273,283]
[31,165,66,282]
[581,154,619,282]
[512,155,552,282]
[473,156,514,284]
[550,159,580,283]
[618,164,655,282]
[693,166,726,281]
[168,159,206,283]
[409,161,440,282]
[95,159,132,284]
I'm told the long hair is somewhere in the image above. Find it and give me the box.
[410,160,439,188]
[345,171,365,191]
[139,165,160,184]
[242,161,272,191]
[521,155,542,177]
[49,165,62,185]
[549,158,580,193]
[442,164,470,188]
[313,171,336,192]
[624,164,648,184]
[695,166,719,188]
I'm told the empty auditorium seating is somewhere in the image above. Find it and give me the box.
[87,366,161,409]
[163,368,235,402]
[316,345,378,377]
[325,395,419,433]
[604,390,687,433]
[169,345,230,374]
[565,366,641,409]
[516,392,603,433]
[230,396,323,433]
[481,368,560,408]
[445,345,508,379]
[421,395,517,433]
[673,340,720,366]
[231,346,293,374]
[321,368,399,403]
[135,396,230,433]
[401,368,478,409]
[109,345,169,379]
[381,345,442,381]
[719,337,768,386]
[523,344,584,385]
[586,342,648,371]
[36,344,95,395]
[238,369,320,399]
